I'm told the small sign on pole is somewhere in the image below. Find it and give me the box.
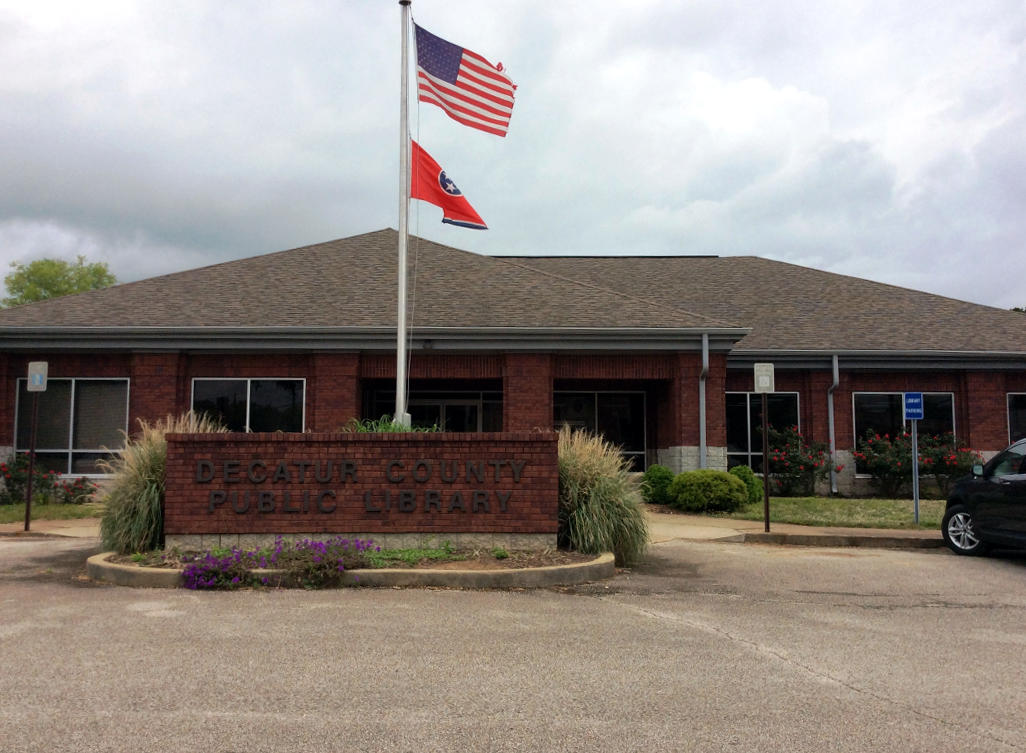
[27,361,47,392]
[753,363,775,394]
[754,363,775,533]
[24,362,48,532]
[904,392,923,525]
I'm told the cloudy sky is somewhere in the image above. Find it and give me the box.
[1,0,1024,309]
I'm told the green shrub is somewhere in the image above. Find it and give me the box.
[640,464,674,505]
[668,469,747,513]
[852,431,912,498]
[729,465,763,505]
[854,430,983,499]
[918,432,983,497]
[100,412,228,554]
[0,453,62,505]
[767,426,833,496]
[557,426,648,566]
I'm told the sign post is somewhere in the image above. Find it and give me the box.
[904,392,924,525]
[24,362,48,532]
[754,363,775,533]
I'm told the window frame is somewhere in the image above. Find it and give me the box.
[13,376,131,477]
[553,390,647,467]
[725,391,801,472]
[1008,393,1026,445]
[851,391,956,475]
[190,377,307,433]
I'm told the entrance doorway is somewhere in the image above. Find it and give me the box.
[409,399,481,432]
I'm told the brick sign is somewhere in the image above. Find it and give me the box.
[164,432,558,538]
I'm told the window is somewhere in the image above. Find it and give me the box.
[988,442,1026,477]
[852,392,955,472]
[368,390,503,432]
[192,379,304,432]
[725,392,799,473]
[1009,394,1026,443]
[15,378,129,475]
[553,391,646,469]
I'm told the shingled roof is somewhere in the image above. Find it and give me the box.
[0,230,743,350]
[504,255,1026,356]
[0,228,1022,357]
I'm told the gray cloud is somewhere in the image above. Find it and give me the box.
[0,1,1023,310]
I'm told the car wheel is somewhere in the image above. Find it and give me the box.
[942,505,988,556]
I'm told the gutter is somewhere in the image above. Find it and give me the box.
[0,325,750,353]
[699,333,709,469]
[827,354,839,495]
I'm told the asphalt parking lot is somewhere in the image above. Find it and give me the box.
[2,536,1025,753]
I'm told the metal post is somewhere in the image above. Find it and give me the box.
[394,0,412,428]
[24,392,39,532]
[911,418,920,525]
[762,392,770,533]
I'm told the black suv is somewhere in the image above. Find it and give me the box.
[942,438,1026,555]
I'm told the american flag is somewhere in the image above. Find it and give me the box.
[414,23,516,137]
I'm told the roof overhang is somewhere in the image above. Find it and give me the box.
[728,349,1026,370]
[0,326,750,353]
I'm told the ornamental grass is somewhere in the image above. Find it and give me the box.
[557,426,648,566]
[100,412,228,554]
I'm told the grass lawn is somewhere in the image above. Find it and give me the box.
[727,496,945,529]
[0,501,105,525]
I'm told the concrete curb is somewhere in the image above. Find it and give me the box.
[742,532,945,549]
[86,551,616,589]
[87,553,185,588]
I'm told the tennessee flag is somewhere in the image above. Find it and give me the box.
[410,141,487,230]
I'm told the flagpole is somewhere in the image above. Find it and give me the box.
[395,0,412,428]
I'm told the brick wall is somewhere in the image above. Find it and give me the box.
[164,432,558,537]
[309,353,360,431]
[129,353,183,428]
[725,366,1026,456]
[503,354,552,431]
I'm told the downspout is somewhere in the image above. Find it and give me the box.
[827,354,839,494]
[699,333,709,469]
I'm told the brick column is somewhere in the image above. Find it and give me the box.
[503,354,552,431]
[310,353,361,431]
[964,372,1010,453]
[129,352,184,431]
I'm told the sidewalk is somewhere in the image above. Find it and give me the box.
[1,511,945,550]
[0,517,102,538]
[646,507,945,549]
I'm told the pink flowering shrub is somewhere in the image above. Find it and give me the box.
[767,426,836,496]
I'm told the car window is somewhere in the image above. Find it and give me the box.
[988,444,1026,477]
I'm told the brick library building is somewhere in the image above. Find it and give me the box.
[1,228,1024,495]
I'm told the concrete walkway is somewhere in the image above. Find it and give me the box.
[1,510,945,549]
[0,516,104,538]
[646,507,944,548]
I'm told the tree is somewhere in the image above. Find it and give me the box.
[3,255,117,307]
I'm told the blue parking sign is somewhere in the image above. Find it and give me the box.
[904,392,924,421]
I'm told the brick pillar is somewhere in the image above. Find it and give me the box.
[310,353,361,431]
[658,352,728,472]
[964,372,1009,453]
[503,354,552,431]
[704,353,727,451]
[129,352,184,431]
